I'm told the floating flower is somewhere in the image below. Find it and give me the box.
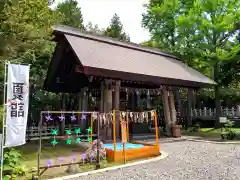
[45,114,53,121]
[47,159,53,167]
[70,114,76,121]
[81,113,87,120]
[51,139,58,146]
[58,114,65,122]
[75,137,81,143]
[74,128,81,134]
[50,129,58,136]
[58,157,64,162]
[71,156,76,162]
[81,153,87,160]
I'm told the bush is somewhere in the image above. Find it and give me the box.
[223,120,234,132]
[192,123,200,132]
[3,148,28,180]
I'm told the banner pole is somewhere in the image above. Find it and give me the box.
[1,61,8,179]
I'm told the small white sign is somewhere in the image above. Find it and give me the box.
[220,117,227,123]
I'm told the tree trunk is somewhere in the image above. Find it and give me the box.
[214,65,221,128]
[60,93,65,135]
[215,86,221,128]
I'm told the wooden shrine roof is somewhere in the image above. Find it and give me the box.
[43,25,216,93]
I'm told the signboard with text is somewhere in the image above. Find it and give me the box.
[5,64,30,147]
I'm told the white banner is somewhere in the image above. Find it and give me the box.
[5,64,30,147]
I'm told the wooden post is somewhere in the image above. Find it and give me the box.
[154,111,159,149]
[126,111,129,142]
[113,110,116,161]
[100,82,104,113]
[113,80,121,140]
[162,86,172,136]
[82,87,88,129]
[169,91,177,125]
[60,93,65,135]
[187,88,193,128]
[120,113,127,164]
[78,90,83,128]
[90,113,93,144]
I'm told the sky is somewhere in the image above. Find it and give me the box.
[54,0,151,43]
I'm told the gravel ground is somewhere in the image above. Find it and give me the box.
[72,141,240,180]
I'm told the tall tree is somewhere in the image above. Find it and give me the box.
[104,13,130,41]
[0,0,62,106]
[55,0,84,29]
[142,0,240,127]
[85,22,104,35]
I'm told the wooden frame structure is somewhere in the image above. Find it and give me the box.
[43,25,216,143]
[105,110,160,163]
[37,111,98,176]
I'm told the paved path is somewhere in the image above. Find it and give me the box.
[72,141,240,180]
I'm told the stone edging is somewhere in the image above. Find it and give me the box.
[48,151,168,180]
[187,138,240,144]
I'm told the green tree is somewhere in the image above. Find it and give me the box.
[142,0,240,127]
[85,22,104,35]
[104,13,130,41]
[0,0,62,107]
[55,0,84,29]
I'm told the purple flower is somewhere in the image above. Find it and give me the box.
[47,159,53,166]
[70,114,76,121]
[58,157,64,162]
[71,156,76,161]
[90,153,95,159]
[58,115,65,122]
[81,153,87,160]
[81,114,86,120]
[45,114,53,121]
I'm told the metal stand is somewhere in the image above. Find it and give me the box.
[37,113,43,177]
[1,62,7,180]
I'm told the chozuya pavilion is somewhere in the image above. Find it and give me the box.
[43,25,215,160]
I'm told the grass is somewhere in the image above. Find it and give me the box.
[13,138,90,179]
[14,139,160,179]
[182,128,240,139]
[16,138,87,168]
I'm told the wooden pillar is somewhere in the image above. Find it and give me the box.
[187,88,193,127]
[100,82,104,112]
[78,89,83,127]
[169,90,177,125]
[113,80,120,140]
[174,88,184,117]
[102,80,113,141]
[82,87,88,129]
[161,86,171,136]
[60,93,65,135]
[107,81,113,140]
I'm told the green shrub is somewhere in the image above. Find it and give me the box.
[227,131,236,140]
[223,120,234,132]
[3,148,28,180]
[192,123,200,132]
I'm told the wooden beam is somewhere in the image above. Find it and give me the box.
[75,65,84,73]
